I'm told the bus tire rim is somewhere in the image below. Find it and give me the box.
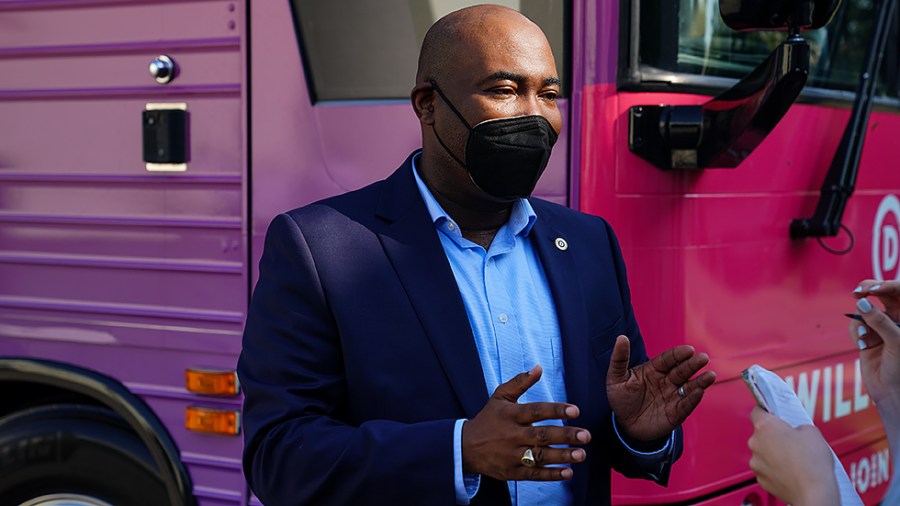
[18,494,115,506]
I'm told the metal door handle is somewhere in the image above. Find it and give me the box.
[149,55,176,84]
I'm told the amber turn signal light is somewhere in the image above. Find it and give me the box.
[185,406,240,436]
[185,368,240,396]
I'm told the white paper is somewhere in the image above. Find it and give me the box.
[746,364,863,506]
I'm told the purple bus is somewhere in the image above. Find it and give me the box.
[1,0,898,505]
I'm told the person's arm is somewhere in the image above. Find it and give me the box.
[238,214,457,505]
[748,407,841,506]
[610,414,682,485]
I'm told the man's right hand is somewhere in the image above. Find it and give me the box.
[461,365,590,481]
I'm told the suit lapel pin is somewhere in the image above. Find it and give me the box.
[554,237,568,251]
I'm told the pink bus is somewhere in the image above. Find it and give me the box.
[0,0,897,505]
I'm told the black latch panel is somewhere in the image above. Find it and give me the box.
[143,109,187,164]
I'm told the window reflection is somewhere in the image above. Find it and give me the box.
[639,0,898,98]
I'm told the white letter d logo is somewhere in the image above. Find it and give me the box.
[874,195,900,281]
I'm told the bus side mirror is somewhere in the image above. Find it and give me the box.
[720,0,842,31]
[628,0,843,171]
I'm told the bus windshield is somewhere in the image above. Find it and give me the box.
[636,0,899,99]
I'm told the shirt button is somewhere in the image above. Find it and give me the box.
[498,314,509,323]
[447,222,456,231]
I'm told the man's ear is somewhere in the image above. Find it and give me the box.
[411,83,436,125]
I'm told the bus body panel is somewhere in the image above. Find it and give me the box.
[579,83,896,502]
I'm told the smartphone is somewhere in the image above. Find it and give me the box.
[741,367,770,412]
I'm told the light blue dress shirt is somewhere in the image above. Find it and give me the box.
[410,155,670,505]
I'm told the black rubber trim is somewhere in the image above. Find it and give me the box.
[0,358,196,506]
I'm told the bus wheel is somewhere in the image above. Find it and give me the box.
[0,404,170,506]
[17,494,114,506]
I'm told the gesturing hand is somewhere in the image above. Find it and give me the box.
[606,335,716,442]
[462,365,591,482]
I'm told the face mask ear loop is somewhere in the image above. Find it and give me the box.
[431,123,469,170]
[428,80,473,131]
[428,80,471,170]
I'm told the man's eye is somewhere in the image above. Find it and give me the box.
[541,92,558,102]
[491,88,515,95]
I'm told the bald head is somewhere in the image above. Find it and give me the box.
[416,5,549,85]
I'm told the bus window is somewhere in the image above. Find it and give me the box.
[289,0,567,101]
[631,0,899,101]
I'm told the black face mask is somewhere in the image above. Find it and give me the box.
[429,80,558,199]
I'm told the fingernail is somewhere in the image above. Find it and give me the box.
[858,326,868,337]
[576,431,589,443]
[572,449,585,460]
[858,339,868,350]
[565,406,578,417]
[560,468,573,479]
[854,285,864,293]
[871,284,881,291]
[858,298,873,313]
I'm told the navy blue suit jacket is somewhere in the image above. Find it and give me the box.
[239,152,682,505]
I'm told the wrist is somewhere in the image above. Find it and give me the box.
[621,429,670,452]
[876,394,900,422]
[877,397,900,454]
[794,468,841,506]
[612,412,670,451]
[795,486,841,506]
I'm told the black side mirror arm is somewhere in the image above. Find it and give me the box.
[629,33,810,170]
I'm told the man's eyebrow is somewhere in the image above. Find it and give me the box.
[480,72,561,87]
[482,71,526,85]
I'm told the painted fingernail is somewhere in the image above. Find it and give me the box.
[857,298,873,313]
[854,285,864,293]
[871,284,881,291]
[858,339,868,350]
[565,406,578,417]
[858,326,868,337]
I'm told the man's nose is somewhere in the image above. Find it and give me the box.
[519,93,542,117]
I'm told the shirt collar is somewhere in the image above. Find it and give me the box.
[411,152,537,238]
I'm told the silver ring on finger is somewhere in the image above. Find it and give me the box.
[678,385,686,398]
[521,447,536,468]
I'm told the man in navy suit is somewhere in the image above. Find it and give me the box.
[238,5,716,505]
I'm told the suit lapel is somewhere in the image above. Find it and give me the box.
[529,207,591,416]
[529,205,592,504]
[374,155,489,419]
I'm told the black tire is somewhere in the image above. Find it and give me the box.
[0,404,169,506]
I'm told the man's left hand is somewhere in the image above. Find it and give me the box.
[606,335,716,442]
